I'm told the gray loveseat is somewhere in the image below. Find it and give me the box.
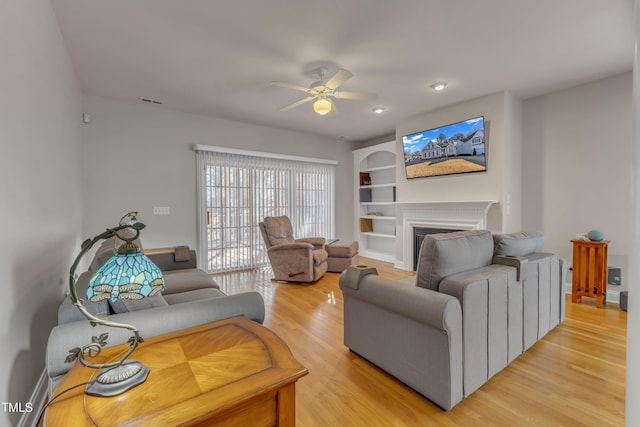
[46,238,265,394]
[339,230,566,410]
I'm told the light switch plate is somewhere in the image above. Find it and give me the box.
[153,206,170,215]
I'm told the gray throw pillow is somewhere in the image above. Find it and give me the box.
[493,232,544,257]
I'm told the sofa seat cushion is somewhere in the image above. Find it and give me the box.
[163,288,227,305]
[493,232,544,257]
[416,230,494,291]
[109,293,169,314]
[162,269,219,295]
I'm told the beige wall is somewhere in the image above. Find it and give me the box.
[81,95,355,250]
[522,72,633,290]
[0,0,83,424]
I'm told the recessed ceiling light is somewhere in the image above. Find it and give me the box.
[430,82,448,91]
[372,107,385,114]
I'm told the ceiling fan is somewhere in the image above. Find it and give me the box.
[271,67,377,115]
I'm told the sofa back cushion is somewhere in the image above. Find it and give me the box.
[416,230,494,291]
[493,232,544,257]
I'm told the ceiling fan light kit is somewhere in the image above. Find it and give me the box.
[313,98,332,115]
[272,66,376,116]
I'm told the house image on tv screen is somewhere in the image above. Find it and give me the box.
[402,116,486,179]
[418,129,484,160]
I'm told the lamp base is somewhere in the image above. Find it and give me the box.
[86,360,150,397]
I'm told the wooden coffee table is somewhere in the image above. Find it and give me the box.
[44,316,308,426]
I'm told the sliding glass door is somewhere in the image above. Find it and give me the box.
[196,147,335,273]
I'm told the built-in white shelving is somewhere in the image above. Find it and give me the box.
[353,141,397,262]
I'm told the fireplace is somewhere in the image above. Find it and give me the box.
[413,227,459,270]
[395,201,496,270]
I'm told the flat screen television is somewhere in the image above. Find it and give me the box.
[402,116,486,179]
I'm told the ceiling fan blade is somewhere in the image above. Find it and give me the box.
[271,81,313,93]
[333,91,377,101]
[279,96,316,111]
[324,69,353,90]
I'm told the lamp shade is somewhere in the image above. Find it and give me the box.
[313,98,332,115]
[88,251,164,303]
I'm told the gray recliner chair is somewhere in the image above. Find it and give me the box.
[259,216,328,283]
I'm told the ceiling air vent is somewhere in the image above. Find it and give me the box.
[140,98,163,105]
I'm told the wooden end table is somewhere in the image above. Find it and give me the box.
[571,239,609,308]
[44,316,308,426]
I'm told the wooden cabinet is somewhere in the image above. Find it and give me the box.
[353,141,397,262]
[571,239,609,308]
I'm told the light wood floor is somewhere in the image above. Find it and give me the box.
[212,258,627,426]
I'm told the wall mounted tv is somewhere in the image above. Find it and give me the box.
[402,116,486,179]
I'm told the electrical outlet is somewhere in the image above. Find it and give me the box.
[153,206,170,215]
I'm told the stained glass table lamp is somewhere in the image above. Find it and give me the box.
[66,212,164,396]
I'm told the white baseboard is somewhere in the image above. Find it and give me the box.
[18,369,47,427]
[564,282,621,304]
[607,289,621,304]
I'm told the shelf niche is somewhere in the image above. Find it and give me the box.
[353,141,397,262]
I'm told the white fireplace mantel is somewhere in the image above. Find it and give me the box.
[394,200,497,270]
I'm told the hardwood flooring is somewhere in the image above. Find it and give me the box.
[212,258,627,426]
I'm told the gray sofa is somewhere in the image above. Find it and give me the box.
[339,230,566,410]
[46,238,265,394]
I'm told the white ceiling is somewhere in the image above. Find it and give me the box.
[51,0,634,142]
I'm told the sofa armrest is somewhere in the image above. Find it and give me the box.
[146,248,197,271]
[492,255,528,281]
[46,292,265,394]
[339,271,463,410]
[267,244,315,280]
[295,237,326,249]
[269,242,313,251]
[339,265,378,289]
[339,273,461,330]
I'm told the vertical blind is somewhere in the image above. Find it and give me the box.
[196,147,335,273]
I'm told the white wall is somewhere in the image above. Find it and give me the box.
[503,92,524,232]
[627,0,639,424]
[81,95,355,249]
[393,91,523,232]
[0,1,83,425]
[522,72,633,290]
